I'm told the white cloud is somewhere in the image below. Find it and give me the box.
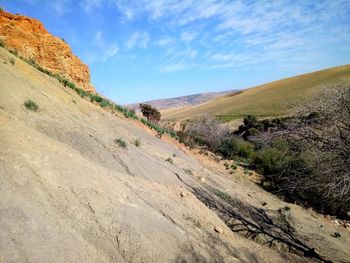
[80,0,104,13]
[181,32,197,42]
[94,30,104,47]
[160,62,196,73]
[126,32,150,49]
[110,0,350,71]
[157,38,173,47]
[103,45,119,61]
[51,0,70,16]
[91,30,119,62]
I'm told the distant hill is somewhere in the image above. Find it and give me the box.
[128,90,238,111]
[162,65,350,122]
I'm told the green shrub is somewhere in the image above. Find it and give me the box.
[134,139,141,147]
[252,147,288,175]
[9,49,18,57]
[28,58,36,66]
[24,99,39,112]
[66,80,76,89]
[114,104,124,113]
[115,138,127,148]
[165,157,173,164]
[332,232,341,238]
[231,164,238,170]
[123,108,137,119]
[74,87,88,98]
[90,94,102,103]
[168,130,177,138]
[183,168,193,175]
[99,99,111,108]
[218,137,254,160]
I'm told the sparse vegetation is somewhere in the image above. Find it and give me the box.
[2,45,181,141]
[123,107,138,119]
[178,80,350,219]
[115,138,127,148]
[165,157,173,164]
[231,163,238,170]
[24,99,39,112]
[332,232,341,238]
[183,168,193,175]
[9,49,18,57]
[9,58,15,65]
[0,39,5,47]
[212,188,233,203]
[251,81,350,218]
[134,138,141,147]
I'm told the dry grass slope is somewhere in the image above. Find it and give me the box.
[162,64,350,122]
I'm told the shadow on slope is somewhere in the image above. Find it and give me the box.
[192,187,332,263]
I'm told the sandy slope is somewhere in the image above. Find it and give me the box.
[0,48,349,263]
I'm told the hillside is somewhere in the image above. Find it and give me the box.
[162,65,350,122]
[128,90,238,111]
[1,42,350,263]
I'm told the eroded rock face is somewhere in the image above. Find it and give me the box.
[0,10,95,91]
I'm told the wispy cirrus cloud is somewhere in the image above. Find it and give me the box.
[112,0,348,72]
[88,30,119,63]
[103,45,119,61]
[80,0,104,13]
[180,32,197,43]
[126,32,150,49]
[157,38,174,47]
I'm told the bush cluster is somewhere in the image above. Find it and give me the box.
[115,138,127,148]
[24,99,39,112]
[179,82,350,219]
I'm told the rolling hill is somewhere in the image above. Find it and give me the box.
[162,65,350,122]
[128,90,237,111]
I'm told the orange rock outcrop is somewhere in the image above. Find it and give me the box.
[0,10,95,91]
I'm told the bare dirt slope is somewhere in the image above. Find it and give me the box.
[0,48,349,263]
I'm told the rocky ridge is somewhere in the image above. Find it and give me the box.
[0,9,94,91]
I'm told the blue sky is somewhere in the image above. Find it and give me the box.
[2,1,350,104]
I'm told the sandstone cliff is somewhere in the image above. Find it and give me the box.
[0,10,94,91]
